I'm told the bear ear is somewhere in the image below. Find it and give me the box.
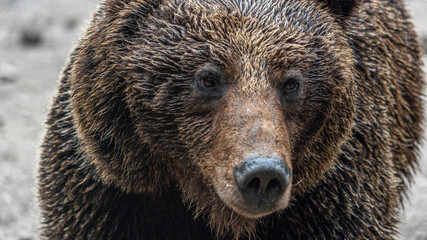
[319,0,361,17]
[70,0,168,194]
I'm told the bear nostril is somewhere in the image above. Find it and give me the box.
[266,178,281,194]
[246,177,261,193]
[233,157,290,212]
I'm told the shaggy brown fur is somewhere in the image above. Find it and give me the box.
[39,0,424,239]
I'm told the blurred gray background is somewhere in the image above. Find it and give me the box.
[0,0,426,239]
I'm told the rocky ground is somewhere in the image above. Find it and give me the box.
[0,0,426,239]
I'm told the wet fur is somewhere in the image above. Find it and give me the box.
[39,0,424,239]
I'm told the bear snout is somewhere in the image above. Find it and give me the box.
[233,157,291,216]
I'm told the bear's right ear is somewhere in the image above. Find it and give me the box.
[319,0,361,17]
[70,0,168,194]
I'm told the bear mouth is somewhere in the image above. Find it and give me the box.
[215,185,292,219]
[227,195,291,219]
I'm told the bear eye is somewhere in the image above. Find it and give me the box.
[279,71,302,103]
[282,78,299,92]
[199,75,216,88]
[194,65,226,99]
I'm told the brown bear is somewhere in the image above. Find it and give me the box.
[38,0,424,239]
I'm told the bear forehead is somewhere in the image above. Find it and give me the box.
[134,0,339,62]
[162,0,331,27]
[125,0,345,87]
[145,0,337,43]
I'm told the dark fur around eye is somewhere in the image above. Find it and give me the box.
[279,71,302,103]
[194,65,227,100]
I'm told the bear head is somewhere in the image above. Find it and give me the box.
[71,0,358,238]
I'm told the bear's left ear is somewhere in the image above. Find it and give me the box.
[319,0,361,17]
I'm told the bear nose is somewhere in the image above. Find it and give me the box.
[233,157,290,211]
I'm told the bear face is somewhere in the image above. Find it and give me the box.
[71,0,356,237]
